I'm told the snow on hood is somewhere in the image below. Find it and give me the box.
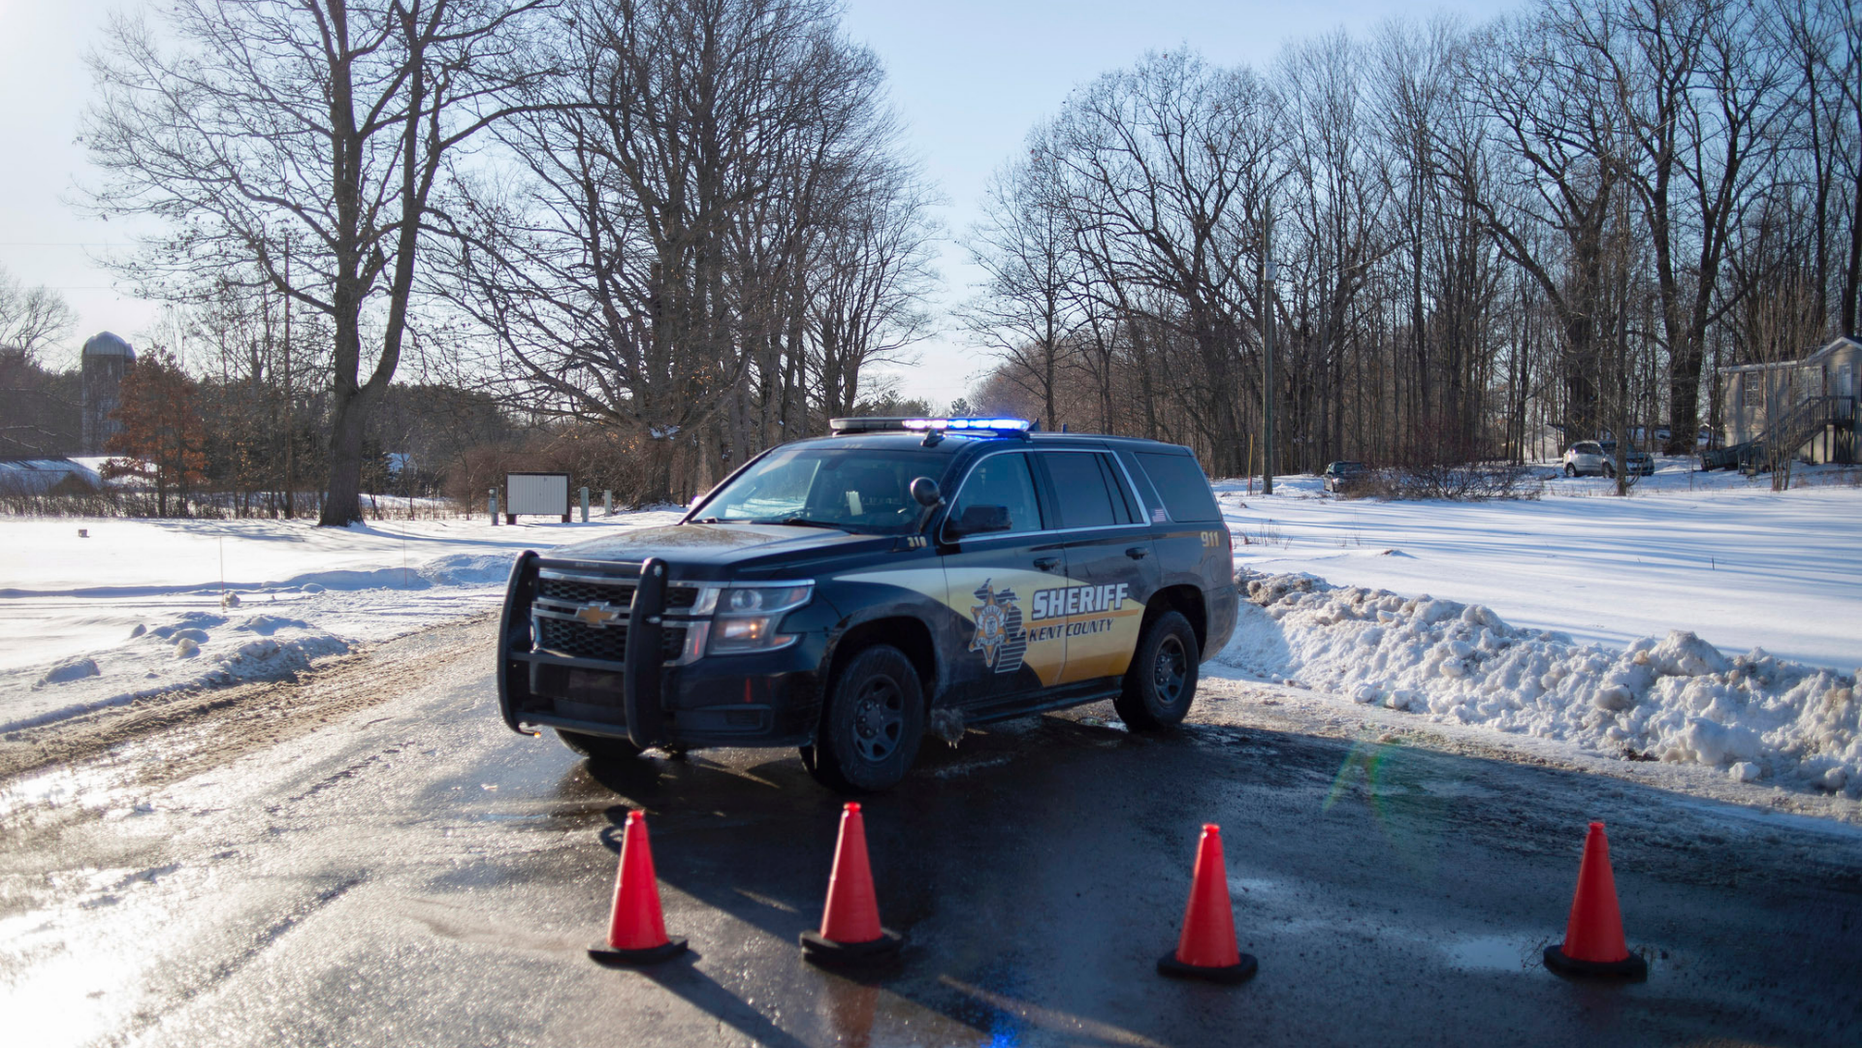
[1219,571,1860,795]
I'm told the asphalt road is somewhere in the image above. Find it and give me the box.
[2,617,1860,1047]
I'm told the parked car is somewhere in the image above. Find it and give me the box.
[1562,440,1654,477]
[494,416,1238,793]
[1320,461,1370,494]
[1624,426,1672,446]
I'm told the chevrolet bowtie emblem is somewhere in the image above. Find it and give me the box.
[573,603,624,627]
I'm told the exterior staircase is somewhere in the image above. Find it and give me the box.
[1701,395,1857,472]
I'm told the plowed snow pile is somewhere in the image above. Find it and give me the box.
[1,512,683,733]
[1220,572,1860,795]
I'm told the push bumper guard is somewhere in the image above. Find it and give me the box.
[495,552,672,748]
[622,558,669,748]
[497,553,825,749]
[495,550,540,736]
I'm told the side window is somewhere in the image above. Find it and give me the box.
[1114,448,1165,522]
[948,454,1043,534]
[1043,451,1124,529]
[1134,451,1221,523]
[1101,456,1142,523]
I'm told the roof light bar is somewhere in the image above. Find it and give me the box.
[828,416,1037,437]
[902,417,1031,432]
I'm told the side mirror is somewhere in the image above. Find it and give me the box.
[910,476,942,507]
[947,504,1011,539]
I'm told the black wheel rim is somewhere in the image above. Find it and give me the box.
[850,675,905,762]
[1153,636,1187,706]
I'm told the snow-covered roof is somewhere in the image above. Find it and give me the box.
[1722,336,1861,374]
[0,458,103,494]
[81,331,135,359]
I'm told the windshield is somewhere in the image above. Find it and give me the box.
[691,445,948,533]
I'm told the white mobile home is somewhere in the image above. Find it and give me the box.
[1720,337,1860,466]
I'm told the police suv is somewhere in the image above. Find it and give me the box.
[495,417,1238,793]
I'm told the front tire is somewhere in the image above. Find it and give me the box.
[556,728,644,763]
[1116,610,1199,730]
[809,645,925,793]
[1563,463,1576,477]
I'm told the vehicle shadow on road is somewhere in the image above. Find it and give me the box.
[561,713,1862,1048]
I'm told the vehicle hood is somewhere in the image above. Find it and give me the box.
[543,523,892,574]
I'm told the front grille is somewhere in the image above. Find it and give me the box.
[534,616,687,663]
[537,575,699,609]
[538,576,635,606]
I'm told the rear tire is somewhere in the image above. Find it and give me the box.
[556,728,644,763]
[808,645,925,794]
[1602,461,1616,479]
[1116,610,1199,730]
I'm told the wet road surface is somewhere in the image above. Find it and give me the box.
[3,617,1860,1046]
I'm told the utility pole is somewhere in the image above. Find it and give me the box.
[1262,202,1277,496]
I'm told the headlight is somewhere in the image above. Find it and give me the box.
[720,584,812,614]
[708,582,812,654]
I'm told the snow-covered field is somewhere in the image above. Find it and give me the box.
[0,510,681,732]
[1221,463,1860,670]
[2,459,1857,804]
[1216,462,1861,797]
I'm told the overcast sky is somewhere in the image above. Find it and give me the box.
[0,0,1520,402]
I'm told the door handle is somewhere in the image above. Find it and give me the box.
[1033,556,1061,571]
[1125,546,1151,560]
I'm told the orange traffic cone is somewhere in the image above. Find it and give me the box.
[1158,824,1258,984]
[1542,821,1647,980]
[800,803,904,966]
[588,810,688,965]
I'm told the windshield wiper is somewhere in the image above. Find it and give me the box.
[757,516,845,529]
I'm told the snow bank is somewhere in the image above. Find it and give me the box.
[1220,572,1861,795]
[4,609,353,733]
[1219,472,1862,671]
[0,509,686,734]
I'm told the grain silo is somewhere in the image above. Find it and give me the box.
[81,331,136,455]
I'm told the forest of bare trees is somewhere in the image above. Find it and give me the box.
[435,0,937,502]
[963,0,1860,480]
[4,0,1854,517]
[63,0,935,514]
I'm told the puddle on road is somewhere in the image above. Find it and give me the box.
[1442,933,1548,972]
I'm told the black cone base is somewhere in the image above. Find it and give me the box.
[1158,949,1259,984]
[1543,945,1648,981]
[588,936,688,966]
[800,928,904,967]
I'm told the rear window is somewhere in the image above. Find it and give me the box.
[1133,451,1221,523]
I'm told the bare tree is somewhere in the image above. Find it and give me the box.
[440,0,929,502]
[83,0,546,524]
[0,265,77,363]
[1455,8,1633,444]
[1043,51,1285,476]
[809,159,940,420]
[958,142,1084,433]
[1773,0,1862,337]
[1281,29,1394,464]
[1558,0,1790,452]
